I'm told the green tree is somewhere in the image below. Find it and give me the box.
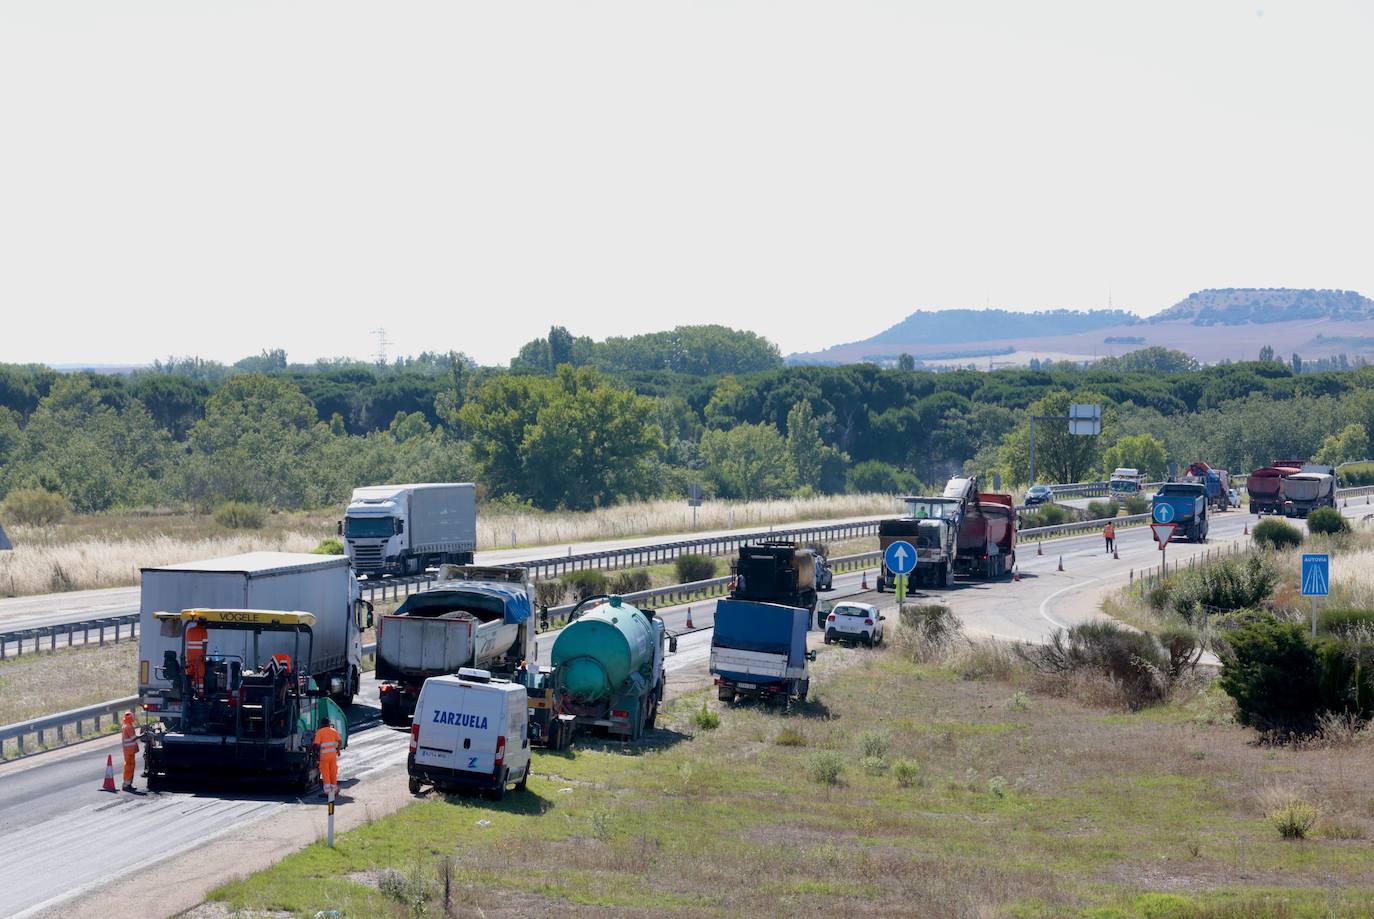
[1314,423,1369,466]
[996,390,1114,485]
[786,401,823,490]
[701,423,795,500]
[897,354,915,372]
[1101,433,1168,480]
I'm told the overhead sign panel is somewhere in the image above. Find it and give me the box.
[1069,403,1102,436]
[1301,553,1329,597]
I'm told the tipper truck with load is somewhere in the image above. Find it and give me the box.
[877,477,976,591]
[138,553,372,715]
[1247,459,1306,515]
[953,492,1017,579]
[1152,483,1209,542]
[142,609,351,789]
[542,595,673,742]
[730,541,817,623]
[710,599,816,706]
[1183,463,1231,512]
[377,565,534,726]
[341,483,477,577]
[1283,464,1337,517]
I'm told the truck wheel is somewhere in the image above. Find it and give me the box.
[409,776,423,795]
[798,679,809,701]
[718,686,735,703]
[646,688,661,730]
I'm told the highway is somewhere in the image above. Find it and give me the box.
[2,503,1370,918]
[0,512,891,635]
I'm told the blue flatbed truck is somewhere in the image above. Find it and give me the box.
[1152,483,1209,542]
[709,599,816,706]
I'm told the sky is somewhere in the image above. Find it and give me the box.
[2,1,1372,367]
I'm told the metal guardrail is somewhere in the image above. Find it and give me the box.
[0,615,139,659]
[359,573,436,603]
[1,695,137,760]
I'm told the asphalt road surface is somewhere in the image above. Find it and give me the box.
[3,503,1372,918]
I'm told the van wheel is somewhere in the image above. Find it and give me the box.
[515,765,529,792]
[408,776,423,795]
[487,771,507,802]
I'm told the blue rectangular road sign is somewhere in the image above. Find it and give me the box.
[1301,553,1329,597]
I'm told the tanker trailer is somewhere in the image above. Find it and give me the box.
[549,595,672,741]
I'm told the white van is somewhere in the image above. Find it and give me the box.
[408,668,532,800]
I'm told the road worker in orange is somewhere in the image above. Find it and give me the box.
[1103,521,1116,554]
[316,716,342,801]
[120,711,139,791]
[185,617,209,696]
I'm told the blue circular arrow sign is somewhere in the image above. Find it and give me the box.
[884,540,917,575]
[1152,502,1175,523]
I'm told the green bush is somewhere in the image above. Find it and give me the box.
[1122,495,1149,515]
[1085,499,1120,520]
[691,702,720,731]
[1155,625,1204,684]
[891,759,921,788]
[859,728,890,759]
[213,500,266,529]
[773,727,807,747]
[1217,617,1322,735]
[1267,796,1320,840]
[1251,518,1303,550]
[1317,608,1374,638]
[1315,637,1374,720]
[560,569,608,602]
[0,487,71,526]
[846,460,921,495]
[1338,461,1374,487]
[609,569,651,595]
[1163,553,1279,625]
[1306,507,1349,536]
[1018,620,1170,709]
[534,580,566,609]
[674,554,717,583]
[1020,504,1073,528]
[312,538,344,555]
[807,751,844,787]
[861,756,888,776]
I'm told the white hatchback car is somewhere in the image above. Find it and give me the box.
[823,601,885,646]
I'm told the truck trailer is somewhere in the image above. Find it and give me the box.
[376,565,534,726]
[953,492,1017,579]
[1283,464,1337,517]
[1247,460,1307,515]
[710,599,815,706]
[1152,483,1209,542]
[138,553,371,715]
[341,483,477,577]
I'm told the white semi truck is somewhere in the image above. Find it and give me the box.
[341,483,477,577]
[137,552,372,715]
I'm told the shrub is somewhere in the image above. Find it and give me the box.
[561,569,608,602]
[674,553,717,583]
[1266,794,1320,840]
[774,727,807,747]
[1021,504,1072,528]
[1317,608,1374,637]
[1085,499,1120,521]
[312,538,344,555]
[213,500,266,529]
[861,756,888,776]
[1165,553,1278,625]
[691,702,720,731]
[1315,638,1374,721]
[534,580,566,609]
[1252,517,1303,550]
[1338,461,1374,487]
[1217,617,1322,735]
[1316,815,1368,840]
[1154,625,1204,684]
[1018,621,1170,709]
[1123,495,1149,516]
[1,487,71,526]
[859,728,890,759]
[898,603,963,663]
[807,751,844,787]
[891,759,921,788]
[846,460,921,495]
[1306,506,1349,536]
[608,569,651,595]
[957,639,1017,682]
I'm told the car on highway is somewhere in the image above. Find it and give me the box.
[1228,488,1241,509]
[1024,484,1055,506]
[823,601,885,646]
[815,555,834,591]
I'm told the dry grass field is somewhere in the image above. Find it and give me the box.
[206,639,1374,918]
[0,495,895,598]
[0,641,137,727]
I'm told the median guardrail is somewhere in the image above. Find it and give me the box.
[0,615,140,660]
[0,695,138,760]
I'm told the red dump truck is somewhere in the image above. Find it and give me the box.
[953,493,1017,579]
[1247,459,1306,515]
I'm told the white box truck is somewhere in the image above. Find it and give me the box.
[407,668,531,800]
[137,552,372,715]
[341,483,477,577]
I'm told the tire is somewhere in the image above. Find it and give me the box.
[798,680,809,702]
[487,770,507,802]
[718,686,735,702]
[875,630,883,646]
[380,695,404,727]
[515,764,529,792]
[408,776,423,795]
[646,689,660,731]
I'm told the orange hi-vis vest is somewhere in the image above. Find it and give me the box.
[121,717,138,754]
[1104,523,1115,539]
[185,624,208,661]
[316,726,341,758]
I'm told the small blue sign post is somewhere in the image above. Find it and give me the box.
[1301,553,1329,637]
[885,540,916,604]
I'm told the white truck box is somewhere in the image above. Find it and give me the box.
[138,552,364,703]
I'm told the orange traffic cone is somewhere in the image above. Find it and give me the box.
[1012,565,1021,582]
[1243,523,1249,535]
[685,606,694,629]
[1057,555,1064,572]
[861,570,868,590]
[101,755,117,792]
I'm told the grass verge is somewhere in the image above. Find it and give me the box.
[0,641,137,726]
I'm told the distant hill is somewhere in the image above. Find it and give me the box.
[1150,288,1374,326]
[862,308,1137,347]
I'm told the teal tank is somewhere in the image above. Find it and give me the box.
[551,597,655,703]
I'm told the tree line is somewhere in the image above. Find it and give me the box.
[5,335,1374,516]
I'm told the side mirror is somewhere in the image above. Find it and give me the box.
[669,636,679,653]
[395,519,405,535]
[879,615,887,621]
[807,649,818,662]
[336,520,343,536]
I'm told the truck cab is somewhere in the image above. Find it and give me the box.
[341,483,476,577]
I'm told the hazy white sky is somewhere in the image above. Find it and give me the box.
[2,1,1371,367]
